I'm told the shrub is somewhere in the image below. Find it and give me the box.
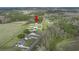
[23,29,30,34]
[17,33,25,39]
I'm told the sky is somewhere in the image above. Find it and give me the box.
[0,0,79,7]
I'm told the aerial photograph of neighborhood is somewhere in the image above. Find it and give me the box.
[0,7,79,51]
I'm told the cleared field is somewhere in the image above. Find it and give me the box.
[0,21,26,50]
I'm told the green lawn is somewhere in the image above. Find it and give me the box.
[0,21,27,50]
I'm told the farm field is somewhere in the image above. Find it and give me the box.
[0,21,27,50]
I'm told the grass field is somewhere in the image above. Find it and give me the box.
[0,21,27,51]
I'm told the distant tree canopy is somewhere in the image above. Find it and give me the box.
[0,11,47,23]
[6,11,33,22]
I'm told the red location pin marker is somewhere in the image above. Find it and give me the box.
[35,16,38,23]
